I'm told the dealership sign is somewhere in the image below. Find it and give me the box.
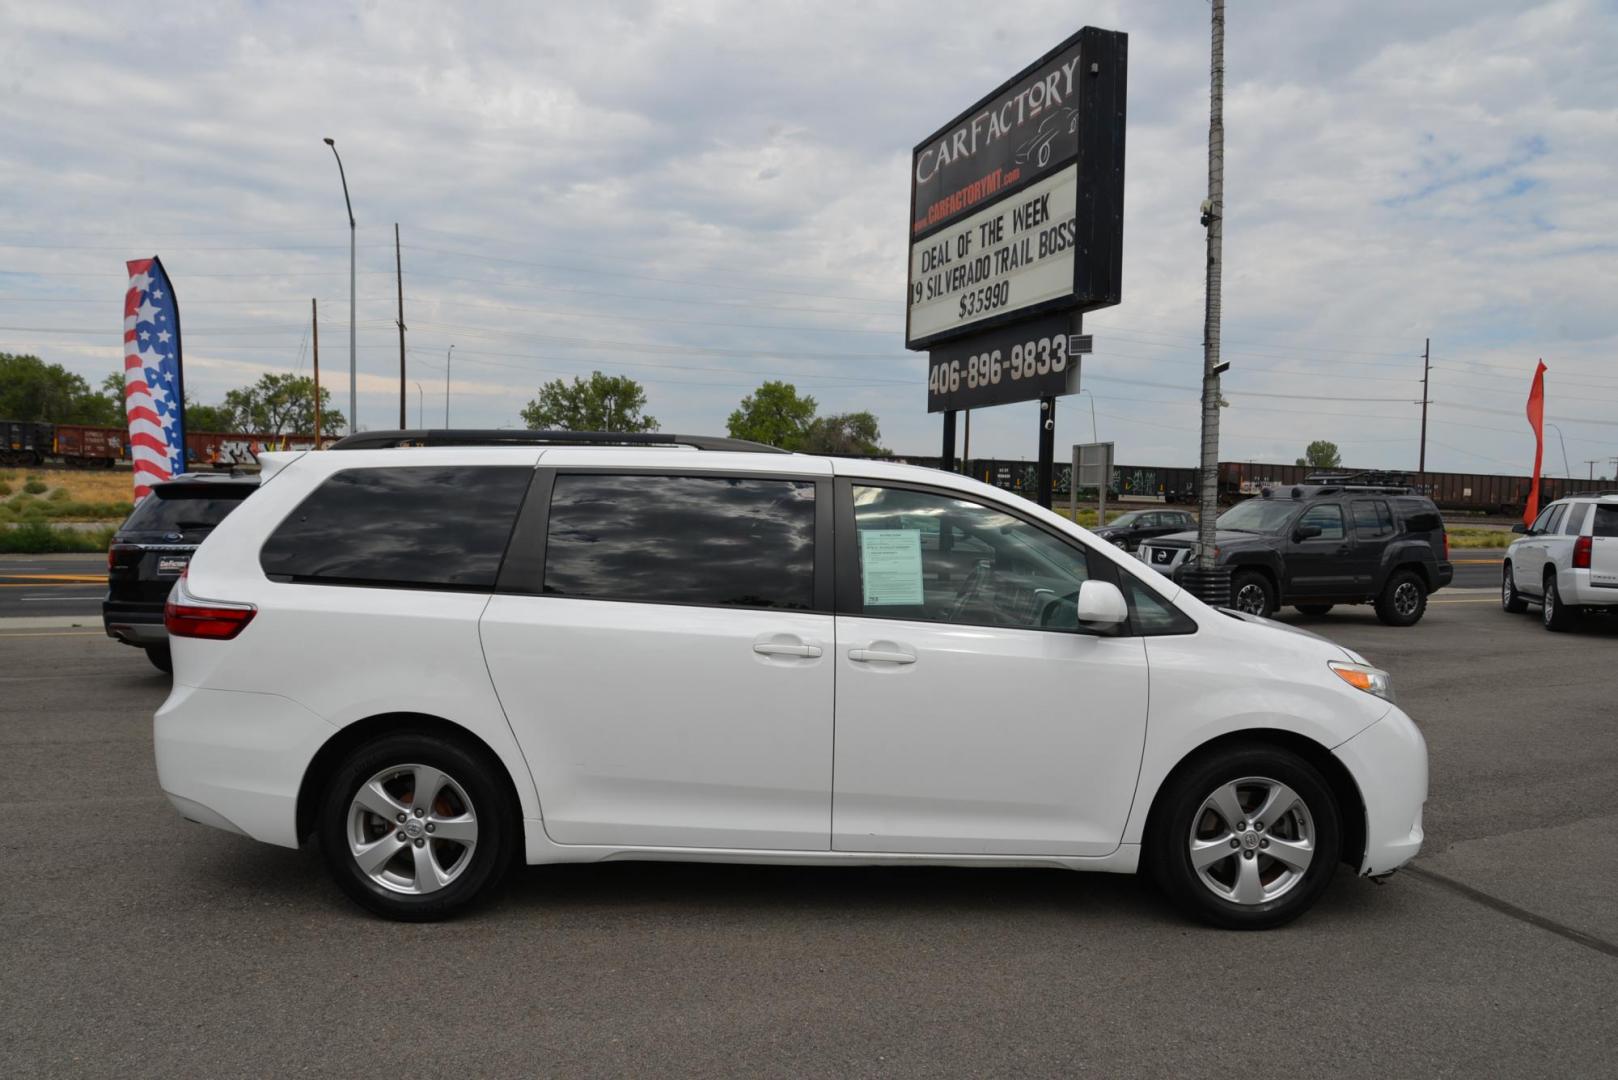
[906,26,1127,362]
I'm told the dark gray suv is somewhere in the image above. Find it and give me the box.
[1136,484,1453,625]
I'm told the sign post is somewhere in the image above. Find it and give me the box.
[905,26,1127,507]
[1075,440,1115,526]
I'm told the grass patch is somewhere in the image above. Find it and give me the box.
[0,522,117,553]
[1448,526,1514,549]
[0,468,133,523]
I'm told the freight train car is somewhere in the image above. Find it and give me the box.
[0,420,329,468]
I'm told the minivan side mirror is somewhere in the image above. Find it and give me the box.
[1075,580,1129,629]
[1511,523,1527,534]
[1292,523,1323,541]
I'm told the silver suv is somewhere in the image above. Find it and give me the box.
[1502,494,1618,630]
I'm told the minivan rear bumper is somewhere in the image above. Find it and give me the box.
[154,684,336,847]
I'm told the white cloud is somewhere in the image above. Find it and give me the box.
[0,0,1612,470]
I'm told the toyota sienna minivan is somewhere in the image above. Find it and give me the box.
[154,430,1426,928]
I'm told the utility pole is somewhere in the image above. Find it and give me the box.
[444,344,454,427]
[1418,337,1430,479]
[962,410,971,475]
[1193,0,1226,588]
[1609,456,1618,481]
[1585,460,1600,481]
[311,298,321,448]
[395,223,407,429]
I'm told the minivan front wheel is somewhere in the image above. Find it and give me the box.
[318,733,515,921]
[1148,744,1341,930]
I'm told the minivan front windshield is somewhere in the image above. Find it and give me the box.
[1215,499,1298,534]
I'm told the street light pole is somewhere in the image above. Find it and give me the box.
[414,381,424,428]
[1076,388,1098,443]
[323,138,356,434]
[1544,423,1572,478]
[445,344,453,427]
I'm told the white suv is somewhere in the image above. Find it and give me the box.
[1502,494,1618,630]
[154,431,1427,929]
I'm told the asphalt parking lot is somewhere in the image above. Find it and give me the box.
[3,589,1615,1078]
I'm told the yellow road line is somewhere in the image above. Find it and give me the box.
[0,582,104,589]
[0,573,104,582]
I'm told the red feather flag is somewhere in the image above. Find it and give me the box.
[1523,360,1547,527]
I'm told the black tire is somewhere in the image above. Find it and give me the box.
[145,644,173,673]
[318,732,516,921]
[1294,604,1333,616]
[1542,572,1579,632]
[1501,562,1528,613]
[1147,743,1341,930]
[1374,569,1427,626]
[1230,571,1276,618]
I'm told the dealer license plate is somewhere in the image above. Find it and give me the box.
[157,555,189,575]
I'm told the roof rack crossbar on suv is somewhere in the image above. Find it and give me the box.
[328,429,789,454]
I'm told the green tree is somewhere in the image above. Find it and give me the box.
[726,381,817,449]
[221,373,345,436]
[797,411,886,456]
[1296,440,1342,469]
[185,400,235,432]
[520,371,657,432]
[0,353,120,424]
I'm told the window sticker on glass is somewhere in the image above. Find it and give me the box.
[860,529,925,606]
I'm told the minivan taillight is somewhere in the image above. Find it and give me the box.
[1573,535,1593,569]
[164,596,256,639]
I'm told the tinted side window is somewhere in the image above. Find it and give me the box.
[1559,504,1589,536]
[1544,505,1567,534]
[1351,500,1394,539]
[852,484,1089,629]
[543,474,815,610]
[1401,503,1443,534]
[1595,506,1618,538]
[260,466,531,589]
[1529,505,1557,535]
[1297,504,1345,540]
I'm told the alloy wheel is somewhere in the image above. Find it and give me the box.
[1393,580,1421,618]
[1233,583,1268,616]
[346,763,479,895]
[1188,776,1315,905]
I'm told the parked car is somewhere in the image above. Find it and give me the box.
[153,430,1426,929]
[1092,508,1197,552]
[104,472,260,672]
[1502,494,1618,630]
[1137,483,1453,625]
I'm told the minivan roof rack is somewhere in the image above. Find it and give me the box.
[328,429,788,454]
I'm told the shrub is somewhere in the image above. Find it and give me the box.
[0,481,11,497]
[0,522,117,553]
[48,486,70,502]
[22,478,48,495]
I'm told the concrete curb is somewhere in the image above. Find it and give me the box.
[0,615,100,630]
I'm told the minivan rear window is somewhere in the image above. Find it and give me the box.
[259,466,531,589]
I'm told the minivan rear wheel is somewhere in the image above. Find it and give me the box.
[1148,743,1340,930]
[318,733,515,921]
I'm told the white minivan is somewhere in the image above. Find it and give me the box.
[154,431,1427,928]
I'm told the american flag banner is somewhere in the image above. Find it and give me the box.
[123,257,187,500]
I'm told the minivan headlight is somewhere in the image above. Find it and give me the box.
[1328,660,1393,701]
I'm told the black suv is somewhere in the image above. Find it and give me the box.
[104,473,259,672]
[1091,507,1197,552]
[1136,483,1453,625]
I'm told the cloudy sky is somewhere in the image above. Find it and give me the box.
[2,0,1614,474]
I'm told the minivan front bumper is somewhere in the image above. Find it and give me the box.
[1332,703,1428,876]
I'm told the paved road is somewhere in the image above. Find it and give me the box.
[4,596,1615,1078]
[0,553,106,621]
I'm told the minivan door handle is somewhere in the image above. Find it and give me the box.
[849,648,917,665]
[753,642,823,658]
